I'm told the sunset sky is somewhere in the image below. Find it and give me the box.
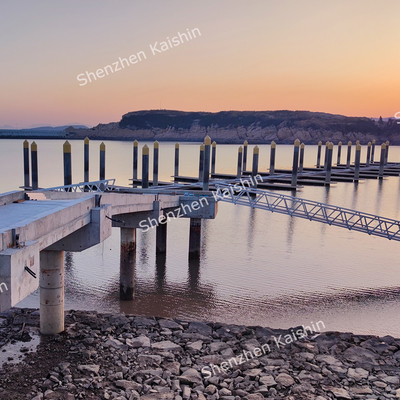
[1,0,399,128]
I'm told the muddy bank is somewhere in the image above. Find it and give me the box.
[0,308,399,400]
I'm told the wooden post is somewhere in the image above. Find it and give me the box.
[84,137,89,183]
[337,141,342,165]
[120,228,136,300]
[270,141,276,175]
[99,142,105,181]
[299,143,305,173]
[316,141,322,168]
[379,143,386,179]
[291,139,300,187]
[385,141,390,165]
[371,139,376,164]
[366,142,371,167]
[354,143,361,182]
[346,141,352,168]
[133,140,138,180]
[174,143,179,178]
[23,140,30,189]
[63,141,72,186]
[211,141,216,174]
[153,140,159,186]
[203,136,211,191]
[142,144,149,188]
[243,140,248,171]
[325,142,333,185]
[237,146,243,178]
[198,144,205,182]
[31,142,38,190]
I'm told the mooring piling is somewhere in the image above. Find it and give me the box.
[354,143,361,182]
[99,142,105,181]
[291,139,300,187]
[31,141,38,190]
[243,140,248,171]
[379,143,386,179]
[133,140,138,180]
[120,228,136,300]
[346,141,352,168]
[142,144,149,188]
[325,142,333,185]
[23,140,30,189]
[323,141,329,170]
[198,144,205,182]
[299,143,305,173]
[211,141,216,174]
[385,141,390,165]
[270,141,276,175]
[203,136,211,191]
[174,143,179,178]
[153,140,159,186]
[316,141,322,167]
[252,145,259,181]
[366,142,371,167]
[337,141,342,165]
[84,137,89,183]
[237,146,243,178]
[63,141,72,186]
[371,139,376,163]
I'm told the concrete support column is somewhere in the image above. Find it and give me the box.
[270,141,276,175]
[203,136,211,191]
[299,143,305,173]
[385,141,390,165]
[156,221,167,254]
[371,139,376,163]
[243,140,248,171]
[23,140,30,189]
[84,137,89,183]
[211,141,216,174]
[31,142,38,190]
[291,139,300,187]
[120,228,136,300]
[189,218,201,260]
[337,141,342,165]
[237,146,243,178]
[323,142,329,170]
[316,141,322,168]
[354,143,361,182]
[198,144,205,182]
[174,143,179,178]
[142,144,149,188]
[346,141,352,168]
[133,140,138,180]
[252,145,259,178]
[40,250,64,335]
[379,143,386,179]
[153,140,159,186]
[99,142,105,181]
[366,142,371,167]
[325,142,333,185]
[63,141,71,186]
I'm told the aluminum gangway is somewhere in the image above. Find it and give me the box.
[214,183,400,241]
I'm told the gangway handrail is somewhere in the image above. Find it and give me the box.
[39,179,116,193]
[214,183,400,241]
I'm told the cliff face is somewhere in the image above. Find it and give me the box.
[70,110,400,144]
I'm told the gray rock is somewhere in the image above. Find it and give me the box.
[178,368,203,385]
[158,319,183,330]
[126,335,150,348]
[188,322,212,336]
[275,372,295,387]
[77,364,100,374]
[152,340,183,352]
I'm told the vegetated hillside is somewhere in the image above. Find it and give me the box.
[70,110,400,144]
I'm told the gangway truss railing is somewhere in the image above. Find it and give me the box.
[214,183,400,241]
[40,179,115,193]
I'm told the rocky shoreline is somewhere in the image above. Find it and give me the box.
[0,308,399,400]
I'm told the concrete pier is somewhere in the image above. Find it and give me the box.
[174,143,179,178]
[243,140,248,171]
[316,141,322,167]
[325,142,333,185]
[203,136,211,191]
[198,144,205,182]
[156,221,167,254]
[99,142,106,181]
[120,228,136,300]
[346,141,352,168]
[40,250,64,335]
[211,141,216,174]
[354,143,361,182]
[371,139,376,163]
[270,141,276,175]
[133,140,138,180]
[23,140,30,189]
[63,141,71,187]
[379,143,386,179]
[291,139,300,187]
[84,137,89,183]
[237,146,243,178]
[337,141,342,165]
[366,142,371,167]
[153,141,159,187]
[299,143,305,173]
[142,144,149,189]
[189,218,201,260]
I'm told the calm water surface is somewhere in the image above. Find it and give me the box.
[1,139,400,337]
